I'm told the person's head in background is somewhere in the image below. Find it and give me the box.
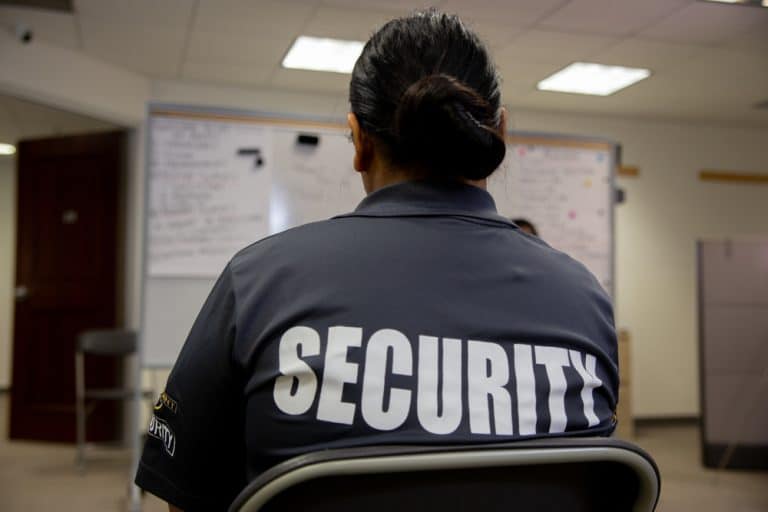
[348,9,506,194]
[512,218,538,236]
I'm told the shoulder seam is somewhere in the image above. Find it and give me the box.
[231,217,352,261]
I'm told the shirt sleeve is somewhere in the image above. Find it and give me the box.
[135,263,247,511]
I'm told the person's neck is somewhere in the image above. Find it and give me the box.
[364,168,414,194]
[363,163,487,194]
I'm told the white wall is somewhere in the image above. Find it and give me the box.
[0,157,16,389]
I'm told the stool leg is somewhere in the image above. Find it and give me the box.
[75,352,86,473]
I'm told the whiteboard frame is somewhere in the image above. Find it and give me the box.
[129,103,618,510]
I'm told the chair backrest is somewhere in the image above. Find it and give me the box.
[77,329,137,356]
[229,437,660,512]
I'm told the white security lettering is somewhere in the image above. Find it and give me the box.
[417,336,462,435]
[317,326,362,425]
[361,329,413,431]
[569,350,603,427]
[273,326,320,415]
[467,340,513,435]
[535,346,570,433]
[514,344,537,435]
[148,415,176,457]
[271,324,607,439]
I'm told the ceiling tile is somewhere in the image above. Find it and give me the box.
[182,60,274,87]
[669,48,768,83]
[497,29,619,65]
[721,23,768,57]
[440,0,567,27]
[497,60,568,97]
[320,0,431,13]
[186,30,294,65]
[79,17,185,77]
[508,82,690,123]
[304,6,523,50]
[625,72,768,122]
[270,68,351,94]
[537,0,690,37]
[466,19,523,51]
[0,6,79,49]
[589,38,704,72]
[194,0,315,38]
[75,0,196,28]
[301,5,395,40]
[639,2,768,45]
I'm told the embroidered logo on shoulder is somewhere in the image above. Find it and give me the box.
[148,415,176,457]
[153,391,178,414]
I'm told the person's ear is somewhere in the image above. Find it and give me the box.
[347,112,373,173]
[497,107,507,138]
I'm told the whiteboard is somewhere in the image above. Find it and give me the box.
[489,137,615,293]
[270,124,361,234]
[141,106,615,367]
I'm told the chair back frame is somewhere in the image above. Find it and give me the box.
[230,438,660,512]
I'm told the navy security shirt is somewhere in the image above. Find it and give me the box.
[136,181,619,511]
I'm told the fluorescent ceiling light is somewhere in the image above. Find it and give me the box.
[701,0,768,5]
[537,62,651,96]
[0,143,16,156]
[282,36,364,74]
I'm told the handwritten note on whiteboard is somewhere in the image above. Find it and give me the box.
[490,142,614,293]
[148,116,272,277]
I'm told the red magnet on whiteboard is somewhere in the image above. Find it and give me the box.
[518,147,526,156]
[568,210,577,220]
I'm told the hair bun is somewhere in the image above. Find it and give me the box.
[393,74,506,180]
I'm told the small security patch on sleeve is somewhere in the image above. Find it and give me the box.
[148,415,176,457]
[153,391,178,414]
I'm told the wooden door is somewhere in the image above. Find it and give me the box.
[10,131,125,443]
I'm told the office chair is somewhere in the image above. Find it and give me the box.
[229,437,660,512]
[75,329,152,471]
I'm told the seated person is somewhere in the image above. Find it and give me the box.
[136,10,618,511]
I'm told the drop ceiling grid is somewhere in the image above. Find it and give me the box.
[0,0,764,124]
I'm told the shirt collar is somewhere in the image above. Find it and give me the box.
[345,180,503,219]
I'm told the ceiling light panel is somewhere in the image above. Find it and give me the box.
[282,36,365,74]
[0,143,17,156]
[537,62,651,96]
[700,0,768,6]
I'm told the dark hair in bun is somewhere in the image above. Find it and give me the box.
[350,10,506,181]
